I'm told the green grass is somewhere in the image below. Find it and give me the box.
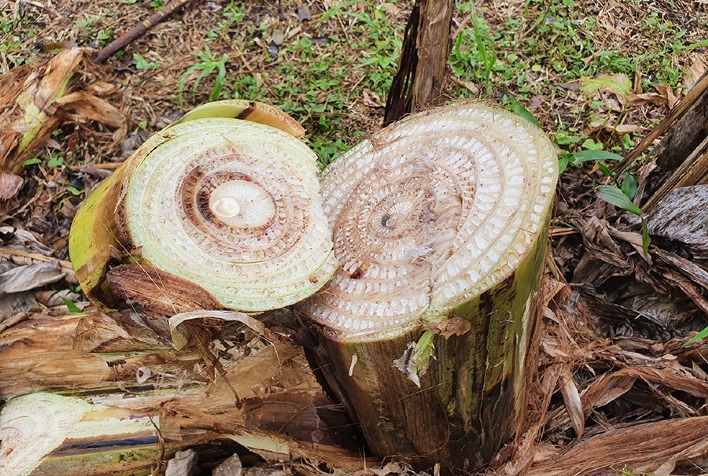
[178,1,403,166]
[178,44,229,105]
[74,16,114,49]
[0,7,33,67]
[172,0,701,167]
[611,465,659,476]
[452,0,702,93]
[450,1,498,95]
[450,0,705,183]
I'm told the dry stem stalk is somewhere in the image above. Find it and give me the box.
[384,0,455,125]
[92,0,194,64]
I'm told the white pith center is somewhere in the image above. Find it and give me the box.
[209,180,276,228]
[212,196,240,217]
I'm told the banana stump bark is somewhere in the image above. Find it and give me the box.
[299,104,558,473]
[384,0,455,125]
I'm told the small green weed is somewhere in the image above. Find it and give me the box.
[224,1,402,166]
[206,1,245,40]
[610,465,658,476]
[133,53,159,70]
[74,17,113,48]
[23,151,65,168]
[448,0,701,108]
[596,184,650,256]
[178,45,229,107]
[450,1,497,96]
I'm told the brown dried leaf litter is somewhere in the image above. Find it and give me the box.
[496,274,708,476]
[0,48,126,201]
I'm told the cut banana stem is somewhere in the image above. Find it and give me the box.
[69,100,337,313]
[299,103,558,472]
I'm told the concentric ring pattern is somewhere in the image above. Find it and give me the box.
[124,118,337,312]
[300,104,557,341]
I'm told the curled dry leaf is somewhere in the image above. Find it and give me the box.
[0,173,23,200]
[0,261,66,296]
[0,226,55,256]
[572,215,634,285]
[169,310,282,350]
[54,91,125,128]
[654,83,681,109]
[684,53,707,90]
[72,310,173,354]
[547,366,708,435]
[0,48,125,200]
[559,368,584,440]
[648,185,708,259]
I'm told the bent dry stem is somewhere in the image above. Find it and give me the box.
[299,103,558,473]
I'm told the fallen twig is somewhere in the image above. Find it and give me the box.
[0,246,73,271]
[92,0,194,64]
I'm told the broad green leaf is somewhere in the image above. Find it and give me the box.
[558,154,570,174]
[509,97,541,127]
[685,326,708,346]
[597,163,613,177]
[580,73,632,99]
[23,158,41,166]
[597,185,642,215]
[60,296,82,313]
[621,172,638,200]
[640,218,651,256]
[572,150,624,163]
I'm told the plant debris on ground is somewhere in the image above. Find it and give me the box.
[0,0,707,475]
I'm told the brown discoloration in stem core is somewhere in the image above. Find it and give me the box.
[236,101,257,119]
[104,264,222,316]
